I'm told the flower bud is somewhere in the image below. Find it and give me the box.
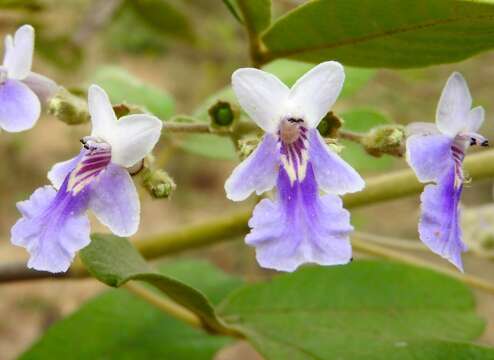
[48,88,90,125]
[318,111,343,138]
[462,205,494,260]
[238,137,260,159]
[362,124,406,157]
[208,100,239,130]
[141,168,176,199]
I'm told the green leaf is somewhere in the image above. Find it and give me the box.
[20,260,241,360]
[79,234,236,334]
[262,0,494,68]
[219,260,492,360]
[181,60,374,160]
[340,109,394,171]
[126,0,194,42]
[222,0,243,24]
[105,3,170,55]
[235,0,271,35]
[90,66,175,119]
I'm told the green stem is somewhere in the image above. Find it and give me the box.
[353,231,427,251]
[236,0,265,68]
[124,281,203,329]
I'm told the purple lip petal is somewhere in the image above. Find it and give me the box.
[225,134,280,201]
[0,79,40,132]
[419,166,465,271]
[246,163,353,272]
[11,180,91,273]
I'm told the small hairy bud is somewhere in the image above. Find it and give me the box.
[362,124,406,157]
[238,137,260,159]
[318,111,343,138]
[208,100,239,130]
[48,88,90,125]
[462,205,494,260]
[141,168,176,199]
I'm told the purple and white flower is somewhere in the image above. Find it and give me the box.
[1,24,58,132]
[225,62,365,272]
[11,85,162,273]
[406,72,488,271]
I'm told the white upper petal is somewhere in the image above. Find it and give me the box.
[107,114,163,168]
[467,106,484,133]
[436,72,472,137]
[405,122,441,137]
[3,25,34,80]
[232,68,289,133]
[88,84,162,167]
[287,61,345,128]
[88,84,117,139]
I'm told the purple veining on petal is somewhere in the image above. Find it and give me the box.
[278,118,309,184]
[419,166,465,271]
[67,139,111,194]
[246,162,353,272]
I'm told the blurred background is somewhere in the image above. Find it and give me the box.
[0,0,493,359]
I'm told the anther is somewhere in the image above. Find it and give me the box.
[288,118,304,124]
[482,140,489,147]
[470,138,477,146]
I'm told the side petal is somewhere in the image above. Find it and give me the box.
[88,84,118,139]
[89,164,140,236]
[308,129,364,195]
[47,152,82,189]
[232,68,289,133]
[467,106,484,133]
[419,167,465,271]
[225,134,279,201]
[23,72,58,103]
[107,114,163,168]
[436,72,471,137]
[288,61,344,128]
[3,25,34,80]
[11,184,91,273]
[0,79,40,132]
[246,164,353,272]
[406,133,454,183]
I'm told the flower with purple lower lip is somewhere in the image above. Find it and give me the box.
[0,24,58,132]
[225,62,365,272]
[406,72,488,271]
[11,85,162,273]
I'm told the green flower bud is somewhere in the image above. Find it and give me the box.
[238,137,260,159]
[208,100,238,130]
[141,168,176,199]
[362,124,406,157]
[317,111,343,138]
[48,88,89,125]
